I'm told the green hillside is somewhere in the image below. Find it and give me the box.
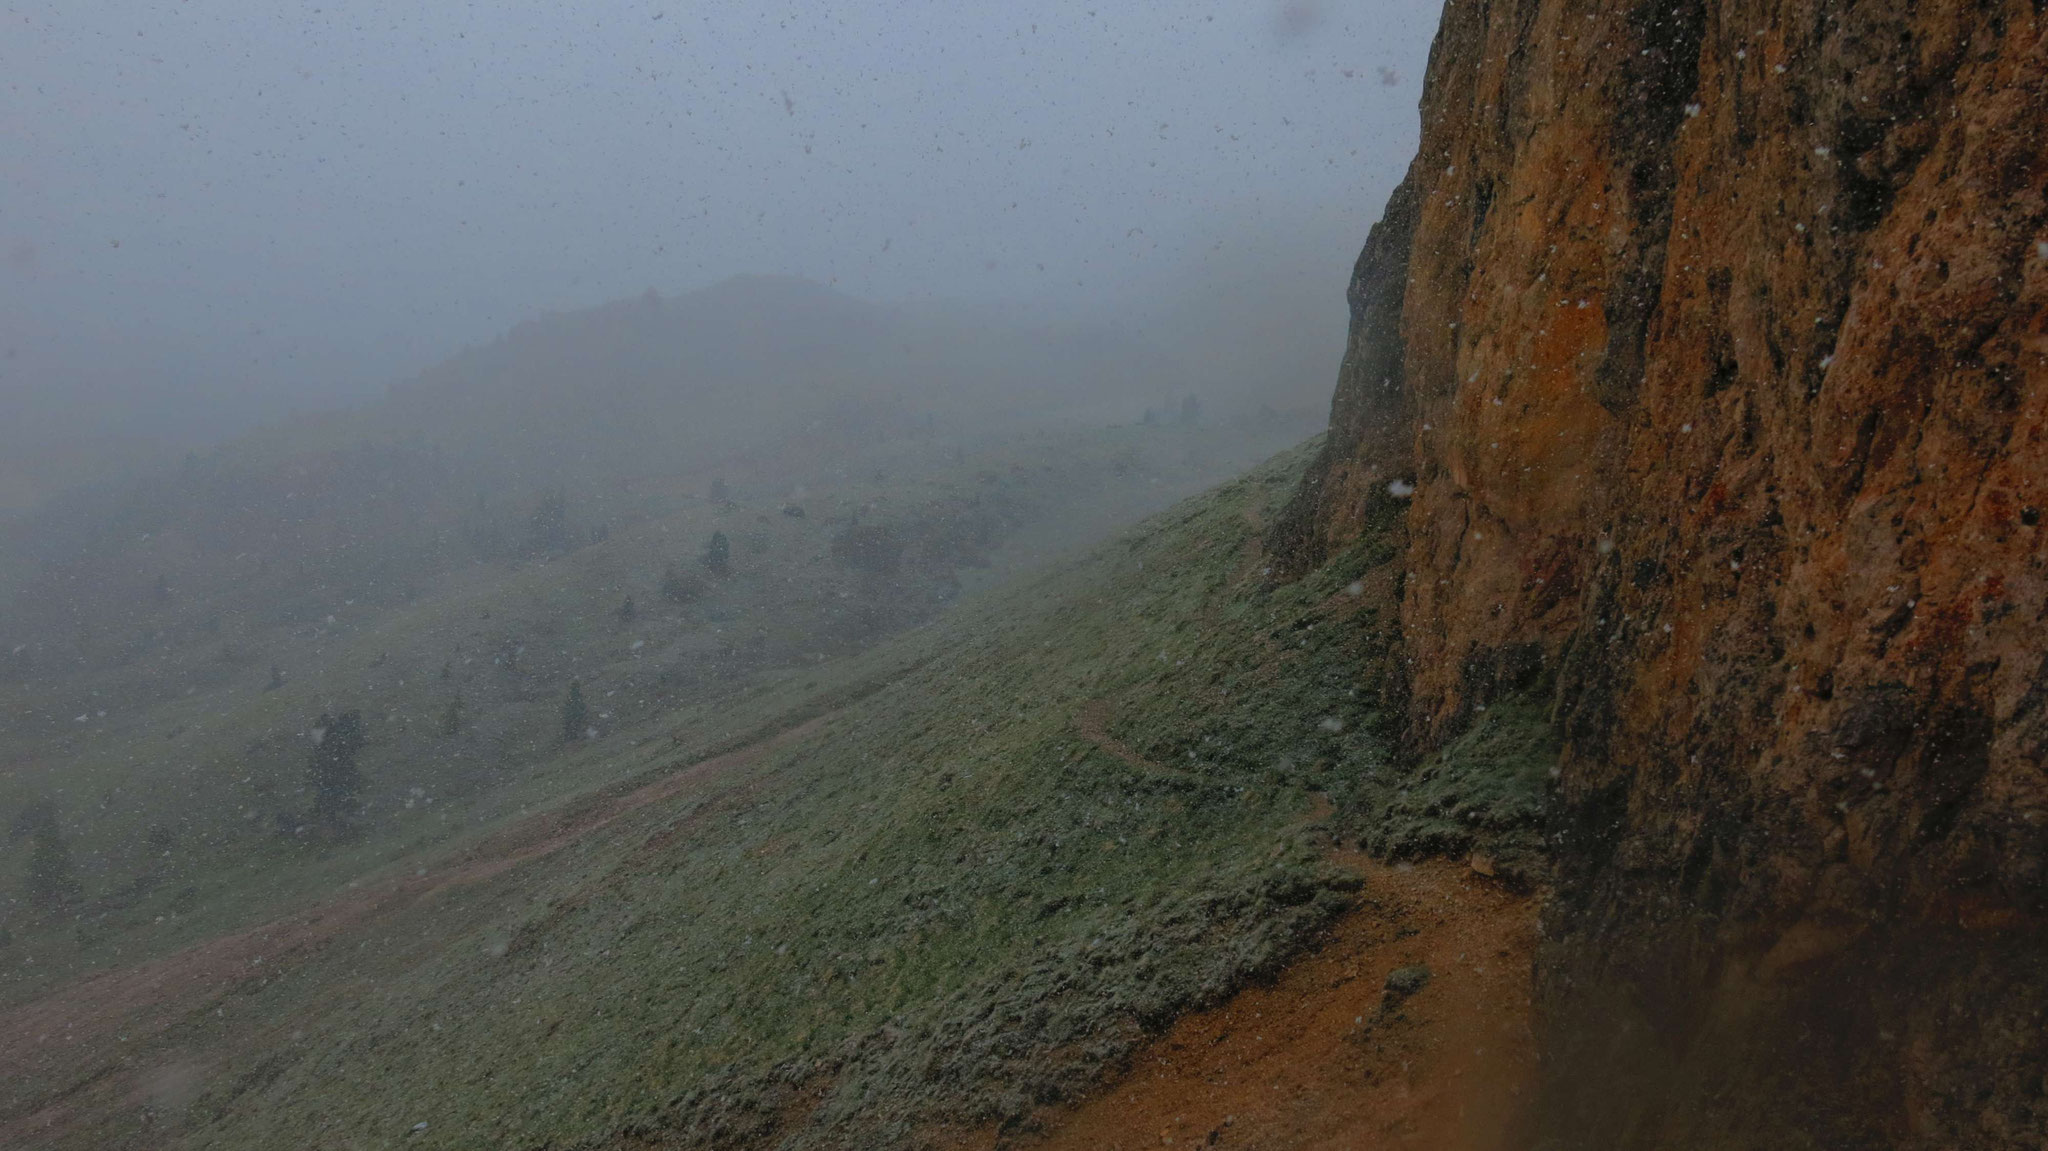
[0,418,1301,1001]
[2,440,1557,1148]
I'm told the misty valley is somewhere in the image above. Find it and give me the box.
[4,1,2045,1149]
[1,274,1319,993]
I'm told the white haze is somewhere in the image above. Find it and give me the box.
[0,0,1439,509]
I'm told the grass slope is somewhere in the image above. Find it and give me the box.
[10,439,1558,1149]
[0,420,1298,1005]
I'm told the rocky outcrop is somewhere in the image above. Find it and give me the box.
[1286,0,2048,1144]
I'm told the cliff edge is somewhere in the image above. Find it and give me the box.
[1280,0,2048,1144]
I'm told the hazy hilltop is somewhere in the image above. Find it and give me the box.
[137,273,1202,485]
[339,273,1203,487]
[0,225,1360,526]
[0,274,1315,668]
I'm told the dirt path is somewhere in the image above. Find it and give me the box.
[1051,700,1540,1149]
[1076,700,1166,773]
[0,714,830,1144]
[1075,699,1206,784]
[9,702,1535,1151]
[993,856,1539,1151]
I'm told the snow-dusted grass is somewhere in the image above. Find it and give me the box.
[171,443,1375,1149]
[6,435,1558,1149]
[0,421,1296,1005]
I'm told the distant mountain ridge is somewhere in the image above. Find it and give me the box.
[0,274,1229,678]
[235,274,1187,492]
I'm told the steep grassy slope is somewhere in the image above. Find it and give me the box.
[2,440,1557,1149]
[0,420,1302,1007]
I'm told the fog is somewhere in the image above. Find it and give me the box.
[1,5,1474,1140]
[2,0,1437,510]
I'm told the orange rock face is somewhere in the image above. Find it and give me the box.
[1284,0,2048,1143]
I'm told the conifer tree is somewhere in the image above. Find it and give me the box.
[702,531,731,577]
[307,711,367,830]
[527,488,573,555]
[10,801,82,915]
[561,679,589,741]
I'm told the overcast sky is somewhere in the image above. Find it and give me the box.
[1,0,1438,464]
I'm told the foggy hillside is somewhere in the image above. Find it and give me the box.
[1,272,1319,689]
[0,259,1315,1080]
[326,274,1212,483]
[0,235,1360,523]
[0,256,1351,532]
[5,0,2038,1147]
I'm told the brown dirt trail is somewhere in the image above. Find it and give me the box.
[966,856,1539,1151]
[0,714,830,1145]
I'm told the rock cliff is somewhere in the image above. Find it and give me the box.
[1280,0,2048,1143]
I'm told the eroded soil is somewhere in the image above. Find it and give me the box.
[959,856,1538,1151]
